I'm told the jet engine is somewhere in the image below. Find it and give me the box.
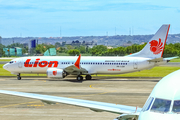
[47,68,67,78]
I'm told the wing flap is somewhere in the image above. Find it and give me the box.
[0,90,141,115]
[64,65,88,73]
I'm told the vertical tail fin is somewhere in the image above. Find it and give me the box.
[128,24,170,58]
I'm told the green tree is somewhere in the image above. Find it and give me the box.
[68,49,80,56]
[90,45,107,56]
[66,45,74,50]
[35,44,46,54]
[55,42,61,48]
[59,47,66,53]
[0,43,5,57]
[79,46,86,54]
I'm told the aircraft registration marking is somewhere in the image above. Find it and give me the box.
[108,69,121,71]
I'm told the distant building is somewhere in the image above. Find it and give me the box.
[23,43,28,48]
[71,40,81,45]
[82,41,96,46]
[123,43,133,47]
[107,46,113,49]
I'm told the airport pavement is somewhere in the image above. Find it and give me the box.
[0,77,160,120]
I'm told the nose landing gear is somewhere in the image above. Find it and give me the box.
[17,74,21,80]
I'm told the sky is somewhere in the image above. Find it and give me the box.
[0,0,180,37]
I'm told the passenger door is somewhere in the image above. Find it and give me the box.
[133,60,138,69]
[18,58,22,68]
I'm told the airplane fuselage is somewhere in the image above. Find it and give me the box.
[4,56,164,75]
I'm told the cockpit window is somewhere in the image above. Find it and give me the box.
[151,98,171,113]
[9,61,14,64]
[172,100,180,113]
[142,97,154,112]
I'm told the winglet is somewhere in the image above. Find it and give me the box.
[74,54,81,69]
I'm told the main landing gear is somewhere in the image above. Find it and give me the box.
[85,75,92,80]
[17,74,21,80]
[76,75,92,81]
[77,75,83,81]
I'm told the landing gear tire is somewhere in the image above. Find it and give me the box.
[77,75,83,81]
[17,76,21,80]
[17,74,21,80]
[85,75,92,80]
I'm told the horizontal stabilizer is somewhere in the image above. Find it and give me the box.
[163,56,179,61]
[147,57,163,62]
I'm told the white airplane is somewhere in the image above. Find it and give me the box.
[3,24,176,81]
[0,68,180,120]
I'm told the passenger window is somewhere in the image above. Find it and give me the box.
[151,98,171,113]
[172,100,180,113]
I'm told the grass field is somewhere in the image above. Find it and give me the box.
[168,58,180,62]
[0,64,180,77]
[0,59,12,62]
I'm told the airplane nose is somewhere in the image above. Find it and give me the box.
[3,64,8,71]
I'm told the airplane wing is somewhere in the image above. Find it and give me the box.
[0,90,141,117]
[64,65,88,74]
[64,54,88,74]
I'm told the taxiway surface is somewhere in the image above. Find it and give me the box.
[0,77,160,120]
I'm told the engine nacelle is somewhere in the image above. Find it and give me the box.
[47,68,66,78]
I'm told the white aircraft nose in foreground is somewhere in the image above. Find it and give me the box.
[3,24,177,81]
[1,64,180,119]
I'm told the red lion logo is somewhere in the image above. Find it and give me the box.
[53,70,57,76]
[149,38,163,55]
